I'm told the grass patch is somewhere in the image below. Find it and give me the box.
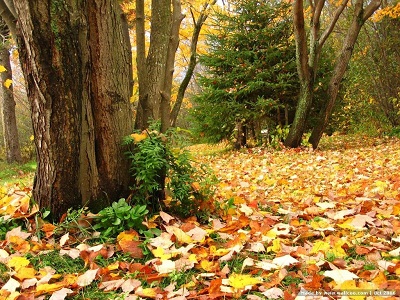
[27,250,85,274]
[71,281,123,300]
[0,262,9,282]
[0,160,36,186]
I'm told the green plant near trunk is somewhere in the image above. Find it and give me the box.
[93,198,148,237]
[124,125,217,219]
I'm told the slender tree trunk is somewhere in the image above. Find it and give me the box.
[284,0,315,148]
[170,1,216,127]
[284,0,349,148]
[134,0,148,130]
[0,40,22,163]
[14,0,134,220]
[309,0,381,149]
[135,0,171,130]
[160,0,184,133]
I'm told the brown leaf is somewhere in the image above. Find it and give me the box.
[118,240,144,258]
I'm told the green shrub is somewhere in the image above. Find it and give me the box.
[93,198,148,237]
[124,125,217,219]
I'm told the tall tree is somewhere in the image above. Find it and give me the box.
[134,0,216,132]
[0,15,21,163]
[170,0,216,127]
[309,0,382,147]
[135,0,183,132]
[2,0,134,220]
[284,0,381,149]
[191,0,298,144]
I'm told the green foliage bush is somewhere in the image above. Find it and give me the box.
[93,198,148,237]
[124,125,217,219]
[189,0,298,145]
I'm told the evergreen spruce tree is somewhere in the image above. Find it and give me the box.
[190,0,298,145]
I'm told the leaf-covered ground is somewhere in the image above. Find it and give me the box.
[1,135,400,300]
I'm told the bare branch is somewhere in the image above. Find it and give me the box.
[318,0,349,50]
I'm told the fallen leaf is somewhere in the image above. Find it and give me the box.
[76,269,98,287]
[323,269,359,284]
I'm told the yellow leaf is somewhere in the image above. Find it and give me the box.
[310,240,330,254]
[0,65,6,72]
[8,256,30,271]
[152,247,172,260]
[338,217,356,229]
[228,273,263,290]
[200,259,217,272]
[172,227,192,244]
[14,266,36,281]
[130,133,147,143]
[135,286,158,298]
[267,238,281,253]
[4,79,12,88]
[35,282,65,295]
[210,246,230,257]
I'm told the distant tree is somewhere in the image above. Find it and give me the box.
[284,0,381,149]
[191,0,298,146]
[134,0,216,132]
[0,0,134,220]
[0,14,21,163]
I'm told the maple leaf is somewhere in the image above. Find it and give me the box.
[1,278,20,293]
[323,270,359,284]
[48,288,73,300]
[76,269,98,287]
[261,287,284,299]
[227,273,263,290]
[4,79,12,88]
[8,256,30,271]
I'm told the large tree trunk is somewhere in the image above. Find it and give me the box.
[309,0,381,149]
[14,0,134,220]
[0,37,22,163]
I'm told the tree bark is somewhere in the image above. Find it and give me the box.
[14,0,134,220]
[284,0,350,148]
[0,22,22,163]
[309,0,381,149]
[284,0,315,148]
[135,0,171,130]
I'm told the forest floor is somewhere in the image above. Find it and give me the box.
[0,135,400,300]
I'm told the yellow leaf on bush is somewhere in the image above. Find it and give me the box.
[228,273,263,290]
[0,65,6,72]
[4,79,12,88]
[130,133,147,143]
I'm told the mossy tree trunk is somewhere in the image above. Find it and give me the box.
[11,0,134,220]
[309,0,382,149]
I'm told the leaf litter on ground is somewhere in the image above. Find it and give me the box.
[0,135,400,299]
